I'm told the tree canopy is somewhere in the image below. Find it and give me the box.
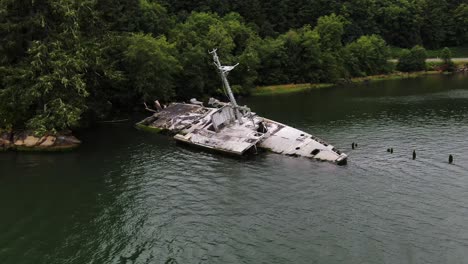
[397,46,428,72]
[1,0,467,133]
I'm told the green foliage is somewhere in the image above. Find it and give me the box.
[392,45,468,58]
[314,14,348,82]
[419,0,449,49]
[26,99,82,135]
[96,0,141,32]
[1,0,466,133]
[378,1,422,48]
[397,46,427,72]
[0,0,92,134]
[340,0,379,43]
[319,51,346,82]
[315,14,345,52]
[451,4,468,46]
[441,47,452,62]
[346,35,391,76]
[255,37,289,85]
[256,26,322,85]
[162,0,468,48]
[440,47,456,72]
[138,0,175,36]
[254,16,382,86]
[158,0,468,48]
[124,34,180,101]
[169,12,259,98]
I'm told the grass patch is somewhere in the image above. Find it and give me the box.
[252,83,334,96]
[253,71,441,96]
[350,71,439,83]
[454,60,468,66]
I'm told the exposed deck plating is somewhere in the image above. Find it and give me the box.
[137,103,348,165]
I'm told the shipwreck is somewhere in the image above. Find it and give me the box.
[137,49,348,165]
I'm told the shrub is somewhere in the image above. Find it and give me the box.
[397,45,427,72]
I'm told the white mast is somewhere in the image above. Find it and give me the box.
[209,49,240,107]
[209,49,243,123]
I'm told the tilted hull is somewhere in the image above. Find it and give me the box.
[137,103,347,165]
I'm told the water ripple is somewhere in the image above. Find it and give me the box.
[2,76,468,263]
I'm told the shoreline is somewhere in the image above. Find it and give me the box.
[3,69,465,152]
[252,70,446,96]
[0,131,81,152]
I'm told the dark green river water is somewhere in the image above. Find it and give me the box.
[1,75,468,264]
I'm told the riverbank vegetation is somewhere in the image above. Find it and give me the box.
[390,46,468,58]
[1,0,468,135]
[253,71,441,96]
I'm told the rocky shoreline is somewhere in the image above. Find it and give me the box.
[456,64,468,73]
[0,131,81,152]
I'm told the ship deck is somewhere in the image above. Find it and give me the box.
[137,103,347,165]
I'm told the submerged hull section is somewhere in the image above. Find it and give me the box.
[137,103,347,165]
[259,119,347,165]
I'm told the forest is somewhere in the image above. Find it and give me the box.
[1,0,467,134]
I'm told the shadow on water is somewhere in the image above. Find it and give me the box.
[1,74,468,264]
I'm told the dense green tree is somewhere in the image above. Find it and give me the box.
[0,0,53,64]
[340,0,380,43]
[294,26,322,83]
[96,0,141,32]
[319,52,346,82]
[451,4,468,45]
[345,35,391,76]
[376,1,422,48]
[169,12,259,98]
[256,25,322,85]
[138,0,175,36]
[397,45,427,72]
[124,33,180,101]
[1,0,467,133]
[315,14,346,52]
[255,37,289,85]
[0,0,95,133]
[315,14,347,82]
[96,0,175,35]
[440,47,456,72]
[157,0,468,47]
[418,0,450,49]
[441,47,452,63]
